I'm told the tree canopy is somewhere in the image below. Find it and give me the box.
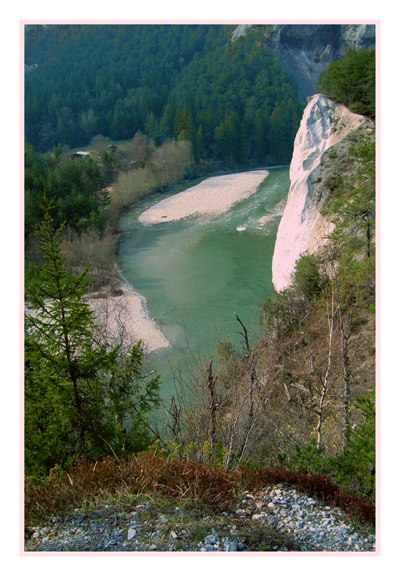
[316,48,375,120]
[25,24,303,165]
[25,197,161,477]
[25,143,109,237]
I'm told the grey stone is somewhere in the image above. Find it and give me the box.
[127,528,137,540]
[25,483,375,553]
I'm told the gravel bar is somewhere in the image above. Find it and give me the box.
[138,170,269,225]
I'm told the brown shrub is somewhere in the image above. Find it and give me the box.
[61,228,118,291]
[25,450,375,527]
[107,139,192,223]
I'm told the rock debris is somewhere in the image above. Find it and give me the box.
[25,483,375,553]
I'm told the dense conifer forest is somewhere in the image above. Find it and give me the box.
[25,24,303,165]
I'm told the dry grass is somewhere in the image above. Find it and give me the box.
[25,447,375,528]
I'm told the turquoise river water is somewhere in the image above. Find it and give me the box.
[117,167,290,408]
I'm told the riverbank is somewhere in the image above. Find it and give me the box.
[97,169,272,353]
[87,273,169,354]
[25,169,274,356]
[138,170,269,225]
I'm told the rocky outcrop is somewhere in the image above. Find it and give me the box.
[265,24,375,100]
[232,24,376,101]
[231,24,252,42]
[272,94,374,292]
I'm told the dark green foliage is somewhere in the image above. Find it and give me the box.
[331,390,375,498]
[292,253,324,301]
[287,389,375,501]
[25,25,229,151]
[262,278,312,341]
[25,198,161,477]
[261,254,325,342]
[25,144,108,235]
[25,24,303,165]
[262,291,298,339]
[317,48,375,119]
[165,29,303,164]
[46,155,107,232]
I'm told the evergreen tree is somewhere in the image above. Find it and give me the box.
[25,196,161,477]
[174,103,193,141]
[25,24,303,162]
[145,111,160,145]
[317,48,375,119]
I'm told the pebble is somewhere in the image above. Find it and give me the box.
[25,484,375,553]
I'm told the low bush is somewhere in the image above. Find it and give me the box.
[25,446,375,528]
[286,389,375,501]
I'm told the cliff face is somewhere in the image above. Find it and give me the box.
[272,94,374,292]
[232,24,376,101]
[264,24,375,100]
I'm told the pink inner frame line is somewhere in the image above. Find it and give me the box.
[19,19,381,557]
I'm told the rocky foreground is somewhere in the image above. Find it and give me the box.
[25,483,375,553]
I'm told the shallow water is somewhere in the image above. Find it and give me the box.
[117,167,290,406]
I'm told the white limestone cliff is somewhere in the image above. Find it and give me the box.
[272,94,371,292]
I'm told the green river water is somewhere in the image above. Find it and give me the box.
[117,167,290,408]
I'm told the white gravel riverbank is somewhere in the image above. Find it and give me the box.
[25,172,270,355]
[87,277,169,354]
[101,171,269,352]
[138,170,269,224]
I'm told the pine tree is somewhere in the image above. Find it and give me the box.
[316,48,375,120]
[25,195,160,477]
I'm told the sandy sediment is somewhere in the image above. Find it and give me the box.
[25,173,270,354]
[92,171,269,352]
[88,279,169,354]
[26,282,170,355]
[138,170,269,224]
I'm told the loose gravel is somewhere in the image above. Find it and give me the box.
[25,483,375,553]
[138,171,268,224]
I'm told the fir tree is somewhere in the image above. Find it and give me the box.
[25,195,160,477]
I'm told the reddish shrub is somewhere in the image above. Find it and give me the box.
[25,453,375,527]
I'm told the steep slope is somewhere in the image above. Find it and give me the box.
[263,24,376,101]
[232,24,376,101]
[272,94,374,292]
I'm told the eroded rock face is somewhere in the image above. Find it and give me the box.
[232,24,376,101]
[272,94,373,292]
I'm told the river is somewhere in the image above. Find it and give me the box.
[117,167,290,415]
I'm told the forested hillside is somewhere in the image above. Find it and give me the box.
[317,47,375,119]
[24,28,376,551]
[25,24,303,165]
